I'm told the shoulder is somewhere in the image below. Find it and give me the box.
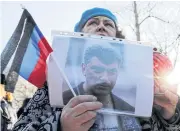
[20,87,52,117]
[63,88,78,105]
[13,86,62,131]
[62,83,84,105]
[32,86,49,102]
[111,94,135,112]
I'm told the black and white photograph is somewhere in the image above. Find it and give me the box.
[48,32,154,117]
[62,38,136,113]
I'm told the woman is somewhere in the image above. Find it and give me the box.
[13,7,180,131]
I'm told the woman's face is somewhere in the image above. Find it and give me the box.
[82,16,116,37]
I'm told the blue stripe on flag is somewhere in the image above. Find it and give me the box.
[19,26,41,79]
[35,25,43,39]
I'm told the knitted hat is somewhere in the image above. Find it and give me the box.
[74,7,117,32]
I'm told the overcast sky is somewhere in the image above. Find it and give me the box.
[0,1,131,48]
[1,1,180,83]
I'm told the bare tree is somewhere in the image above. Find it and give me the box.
[133,1,140,41]
[133,1,170,41]
[120,1,180,66]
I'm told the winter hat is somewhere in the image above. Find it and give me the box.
[74,7,117,32]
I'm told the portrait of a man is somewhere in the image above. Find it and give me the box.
[63,44,135,112]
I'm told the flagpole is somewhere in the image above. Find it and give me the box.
[51,53,77,97]
[20,4,25,10]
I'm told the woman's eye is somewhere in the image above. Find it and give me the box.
[88,21,98,26]
[105,23,114,28]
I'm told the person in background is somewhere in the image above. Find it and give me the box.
[13,7,180,131]
[1,74,17,131]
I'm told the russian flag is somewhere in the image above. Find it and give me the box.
[1,9,53,92]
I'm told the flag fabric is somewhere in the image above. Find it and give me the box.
[1,9,53,92]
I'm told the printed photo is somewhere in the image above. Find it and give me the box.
[48,32,154,117]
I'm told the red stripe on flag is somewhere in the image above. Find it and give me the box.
[28,37,52,87]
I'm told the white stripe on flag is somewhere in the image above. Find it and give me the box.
[3,18,27,78]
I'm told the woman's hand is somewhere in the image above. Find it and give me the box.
[154,82,179,120]
[61,95,102,131]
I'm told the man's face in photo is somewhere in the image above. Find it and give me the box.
[82,56,119,96]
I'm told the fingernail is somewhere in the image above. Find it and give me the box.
[97,102,103,107]
[93,96,97,101]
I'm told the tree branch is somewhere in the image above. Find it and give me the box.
[115,12,136,34]
[147,2,157,13]
[167,34,180,53]
[139,15,169,26]
[150,16,169,23]
[149,27,163,50]
[129,24,136,33]
[173,41,180,67]
[139,15,151,25]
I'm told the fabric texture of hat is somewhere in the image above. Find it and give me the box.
[74,7,117,32]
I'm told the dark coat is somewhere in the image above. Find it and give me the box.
[63,82,135,113]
